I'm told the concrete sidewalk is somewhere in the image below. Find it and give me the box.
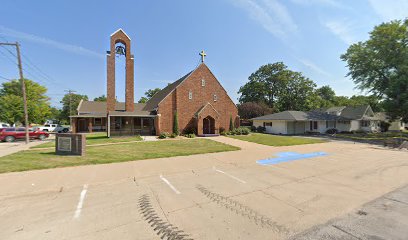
[292,184,408,240]
[0,139,52,157]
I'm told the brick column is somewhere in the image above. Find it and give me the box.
[71,118,77,133]
[88,118,93,133]
[197,117,203,136]
[155,114,161,136]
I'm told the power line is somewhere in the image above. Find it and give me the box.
[0,75,12,81]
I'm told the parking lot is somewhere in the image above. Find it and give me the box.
[1,137,408,239]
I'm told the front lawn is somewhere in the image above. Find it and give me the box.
[229,133,325,146]
[335,132,408,141]
[0,139,239,173]
[31,132,143,149]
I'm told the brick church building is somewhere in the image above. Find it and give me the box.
[70,29,239,137]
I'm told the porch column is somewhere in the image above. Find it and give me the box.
[71,118,77,133]
[107,115,111,138]
[155,114,161,136]
[88,118,93,133]
[197,116,203,136]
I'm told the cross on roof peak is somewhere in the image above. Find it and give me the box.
[199,50,207,63]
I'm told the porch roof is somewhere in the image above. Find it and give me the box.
[70,113,106,118]
[251,111,348,121]
[108,111,156,117]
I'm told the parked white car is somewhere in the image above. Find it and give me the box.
[38,124,69,133]
[0,122,10,128]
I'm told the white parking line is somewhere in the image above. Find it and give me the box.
[213,166,246,184]
[73,184,88,219]
[160,175,181,194]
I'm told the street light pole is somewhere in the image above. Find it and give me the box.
[0,42,29,144]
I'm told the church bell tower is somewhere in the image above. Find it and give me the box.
[106,29,135,112]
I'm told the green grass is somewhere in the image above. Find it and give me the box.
[31,132,143,149]
[0,139,239,173]
[335,132,408,141]
[229,133,325,146]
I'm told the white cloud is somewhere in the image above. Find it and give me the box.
[297,58,331,76]
[0,25,104,59]
[230,0,298,39]
[291,0,344,8]
[323,19,357,45]
[368,0,408,21]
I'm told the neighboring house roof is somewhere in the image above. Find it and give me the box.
[143,71,193,111]
[251,111,345,121]
[252,105,381,122]
[76,101,153,116]
[340,105,372,120]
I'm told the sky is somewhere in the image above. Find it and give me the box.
[0,0,407,107]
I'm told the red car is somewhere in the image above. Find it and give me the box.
[0,127,49,142]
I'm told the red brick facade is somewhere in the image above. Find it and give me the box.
[157,64,239,135]
[107,29,134,112]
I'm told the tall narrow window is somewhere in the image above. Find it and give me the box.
[201,79,205,87]
[188,91,193,100]
[213,94,217,102]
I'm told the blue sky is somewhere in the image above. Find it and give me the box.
[0,0,407,107]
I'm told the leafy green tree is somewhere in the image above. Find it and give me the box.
[93,94,106,102]
[341,19,408,121]
[0,79,50,125]
[238,62,317,111]
[173,111,179,135]
[138,96,148,103]
[238,102,273,120]
[229,115,234,131]
[138,88,162,103]
[60,93,88,121]
[145,88,161,98]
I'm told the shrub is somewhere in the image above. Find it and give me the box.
[185,133,196,138]
[173,111,179,135]
[159,132,169,139]
[256,126,266,133]
[219,127,226,134]
[183,126,196,135]
[170,133,178,138]
[229,115,234,131]
[239,127,250,135]
[250,126,257,132]
[325,128,338,134]
[220,131,228,136]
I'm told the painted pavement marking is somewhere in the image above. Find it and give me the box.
[213,166,247,184]
[160,175,181,194]
[73,184,88,219]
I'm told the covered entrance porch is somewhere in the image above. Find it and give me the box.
[195,103,220,136]
[108,114,156,137]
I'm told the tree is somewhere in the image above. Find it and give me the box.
[0,79,50,125]
[145,88,161,98]
[238,102,273,120]
[173,111,179,135]
[238,62,317,112]
[138,88,161,103]
[93,95,106,102]
[138,96,148,103]
[60,93,88,122]
[229,115,234,131]
[341,19,408,121]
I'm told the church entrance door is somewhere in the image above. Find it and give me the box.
[203,116,215,134]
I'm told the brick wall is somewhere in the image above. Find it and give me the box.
[157,64,238,134]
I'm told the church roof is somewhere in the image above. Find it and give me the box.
[143,70,193,111]
[76,101,153,116]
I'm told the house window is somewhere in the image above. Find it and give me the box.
[94,118,102,126]
[188,91,192,100]
[362,120,370,127]
[263,122,272,127]
[201,79,205,87]
[213,94,217,102]
[310,121,318,131]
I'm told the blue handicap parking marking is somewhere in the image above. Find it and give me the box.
[257,151,328,166]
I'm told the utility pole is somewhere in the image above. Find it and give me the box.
[64,90,76,116]
[0,42,29,144]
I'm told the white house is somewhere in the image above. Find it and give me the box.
[252,105,381,135]
[375,112,407,131]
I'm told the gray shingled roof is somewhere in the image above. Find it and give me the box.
[251,111,346,121]
[340,105,370,120]
[77,101,153,116]
[143,71,193,111]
